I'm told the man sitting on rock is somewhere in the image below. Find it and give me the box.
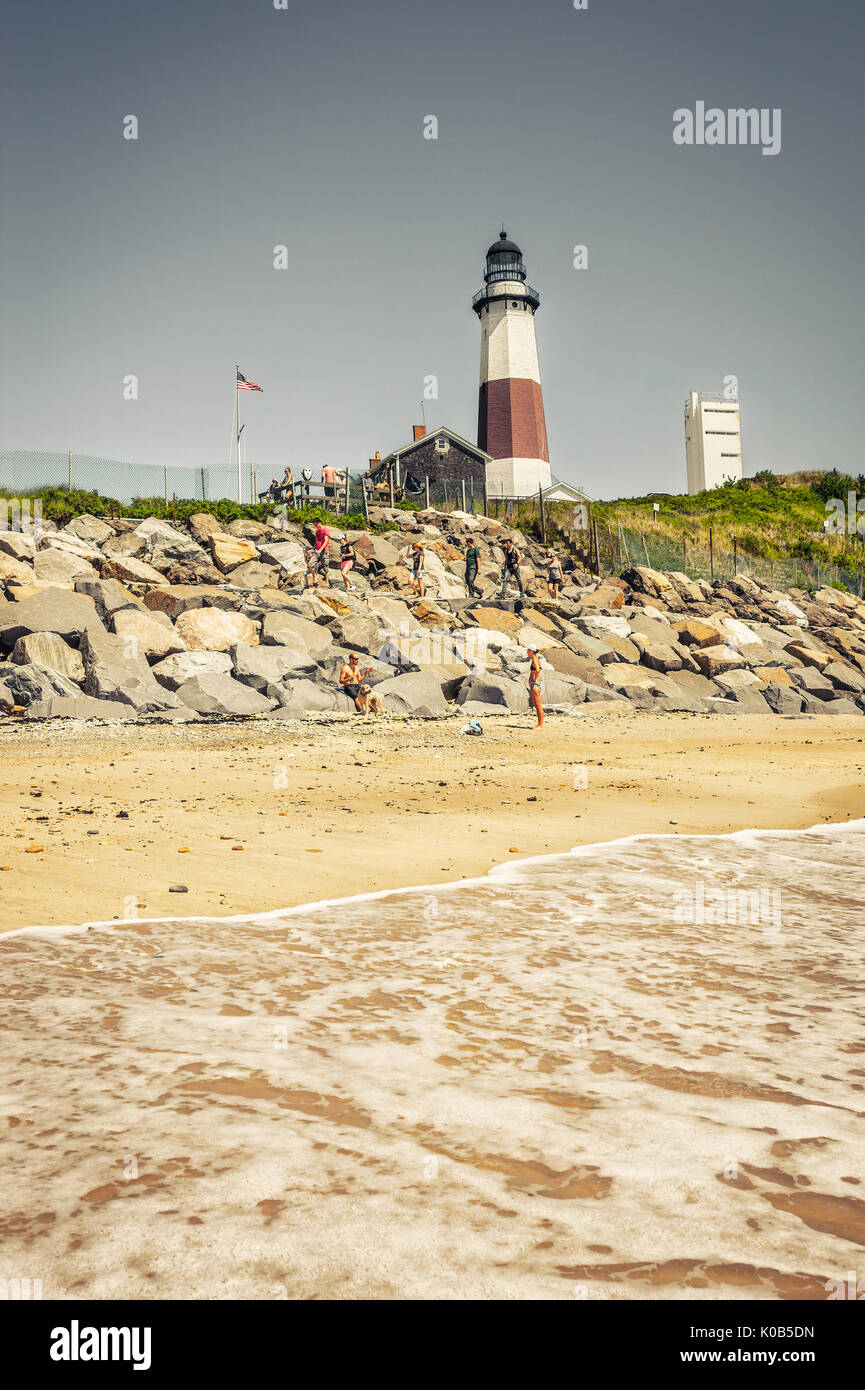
[339,653,382,715]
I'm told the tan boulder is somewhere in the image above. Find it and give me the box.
[464,606,523,634]
[210,535,259,573]
[752,666,793,687]
[111,607,187,663]
[785,641,831,670]
[101,556,167,585]
[175,607,258,652]
[0,553,34,585]
[576,583,626,611]
[675,617,723,648]
[144,585,239,618]
[692,644,747,678]
[11,630,85,683]
[187,512,224,545]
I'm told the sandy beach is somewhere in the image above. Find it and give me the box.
[2,708,863,934]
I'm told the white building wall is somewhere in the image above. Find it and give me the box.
[486,456,552,496]
[685,391,742,493]
[480,287,541,384]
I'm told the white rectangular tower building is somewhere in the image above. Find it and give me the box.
[684,390,742,494]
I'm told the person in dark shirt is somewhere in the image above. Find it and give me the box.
[339,538,357,592]
[502,538,525,595]
[465,542,482,598]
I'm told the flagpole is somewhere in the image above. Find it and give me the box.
[235,364,242,504]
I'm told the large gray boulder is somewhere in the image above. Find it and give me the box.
[820,696,863,717]
[151,650,233,689]
[667,669,720,699]
[327,612,385,655]
[257,541,306,575]
[636,641,684,674]
[133,517,212,572]
[456,673,527,712]
[763,682,804,715]
[0,589,103,648]
[0,662,82,706]
[543,645,609,687]
[540,673,587,706]
[267,679,354,715]
[33,548,98,585]
[260,609,333,657]
[63,514,114,546]
[789,666,835,699]
[24,695,138,721]
[374,670,449,715]
[74,577,144,621]
[175,672,274,715]
[101,555,167,586]
[101,531,147,560]
[718,686,769,712]
[231,642,310,690]
[80,628,181,711]
[0,552,36,585]
[823,661,865,694]
[144,584,241,618]
[0,532,36,561]
[11,631,84,683]
[225,560,279,591]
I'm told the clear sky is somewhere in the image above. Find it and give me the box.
[1,0,862,499]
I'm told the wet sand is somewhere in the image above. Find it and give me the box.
[1,820,863,1300]
[1,709,863,933]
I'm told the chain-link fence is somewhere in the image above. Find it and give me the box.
[590,522,865,596]
[0,450,246,504]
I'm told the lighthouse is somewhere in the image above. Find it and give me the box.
[473,231,551,498]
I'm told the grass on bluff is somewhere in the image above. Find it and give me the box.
[587,470,865,577]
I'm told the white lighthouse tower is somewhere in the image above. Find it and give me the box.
[473,231,551,498]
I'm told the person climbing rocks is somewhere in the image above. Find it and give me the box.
[465,541,482,598]
[502,538,525,596]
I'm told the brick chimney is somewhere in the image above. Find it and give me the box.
[412,425,426,441]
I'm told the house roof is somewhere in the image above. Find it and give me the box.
[542,480,594,502]
[382,426,493,468]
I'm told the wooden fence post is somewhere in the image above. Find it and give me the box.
[733,537,738,575]
[538,484,546,543]
[642,532,650,566]
[424,475,430,510]
[388,466,395,509]
[483,478,488,517]
[344,468,351,516]
[709,526,714,582]
[682,535,686,575]
[461,479,467,512]
[593,519,601,577]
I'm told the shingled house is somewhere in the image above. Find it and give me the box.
[373,425,493,495]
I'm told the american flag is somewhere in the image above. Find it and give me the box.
[236,368,263,392]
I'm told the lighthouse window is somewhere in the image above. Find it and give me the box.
[511,301,518,307]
